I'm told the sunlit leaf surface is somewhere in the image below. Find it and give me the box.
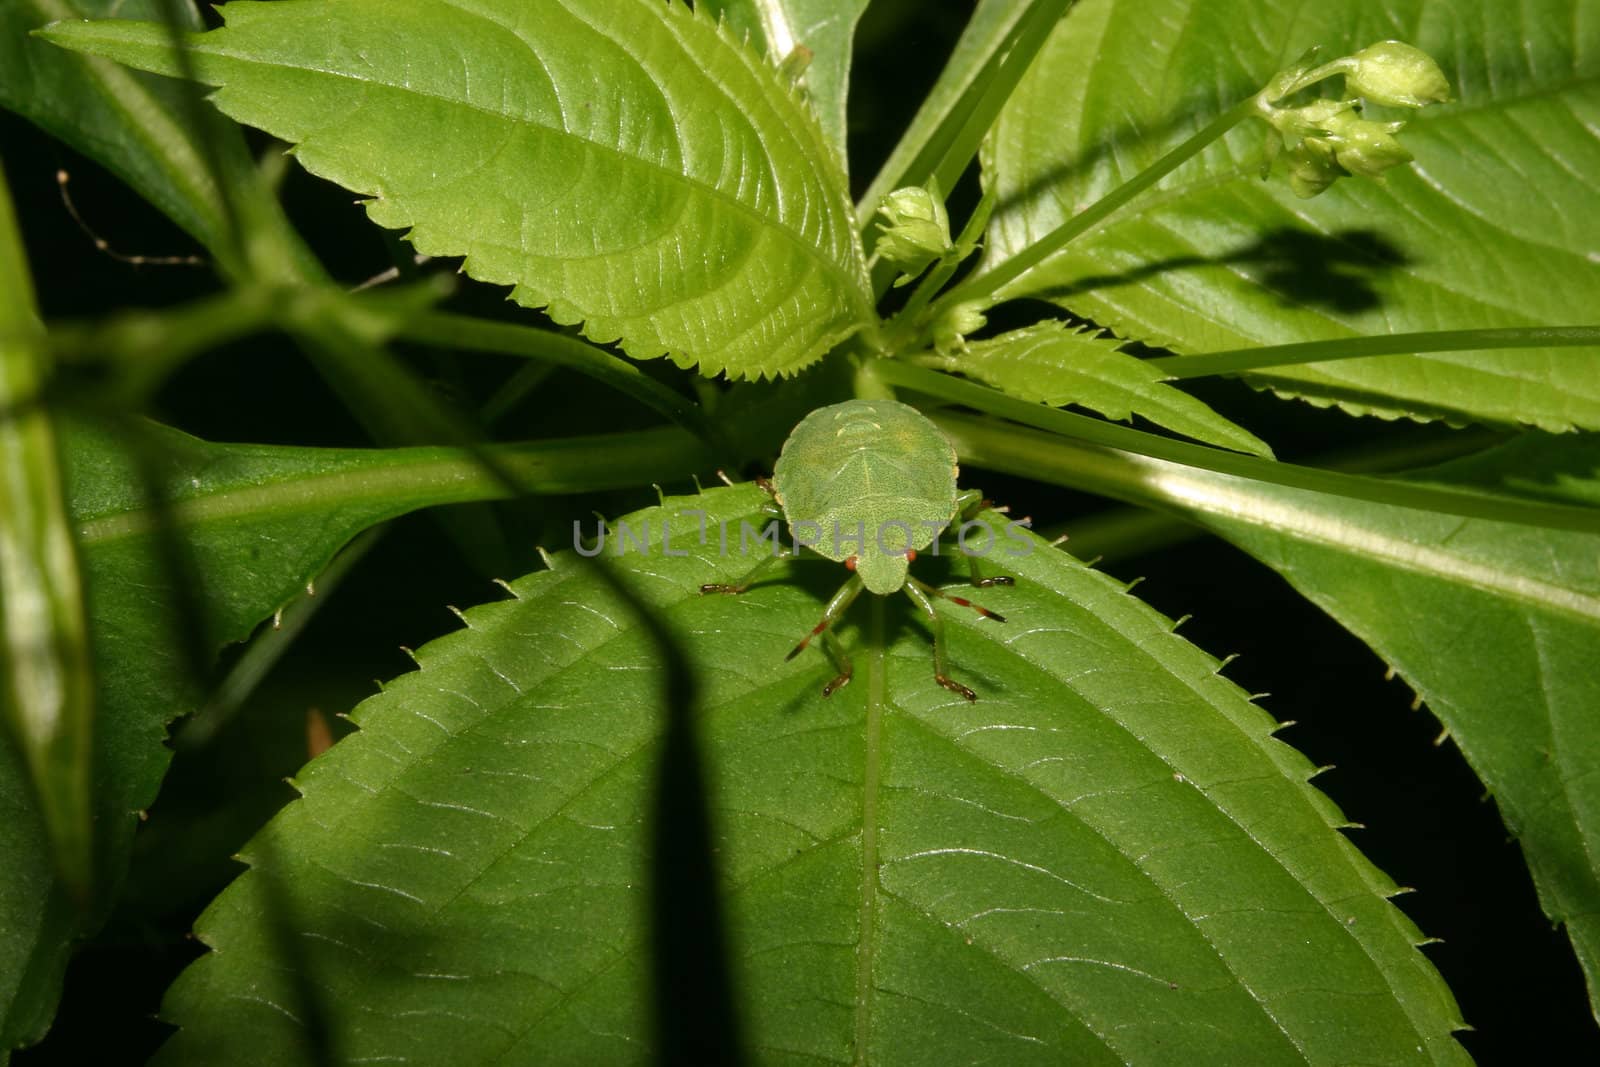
[984,0,1600,431]
[154,487,1466,1064]
[42,0,875,380]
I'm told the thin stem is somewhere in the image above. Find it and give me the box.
[178,525,385,748]
[855,0,1075,232]
[1043,430,1497,563]
[1147,326,1600,379]
[868,359,1600,533]
[933,95,1262,315]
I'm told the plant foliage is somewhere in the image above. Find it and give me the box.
[2,0,1598,1062]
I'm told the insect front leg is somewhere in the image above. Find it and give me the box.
[699,543,793,594]
[947,491,1016,589]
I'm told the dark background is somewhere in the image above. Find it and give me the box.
[4,1,1596,1062]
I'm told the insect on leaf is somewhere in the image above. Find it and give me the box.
[148,486,1466,1065]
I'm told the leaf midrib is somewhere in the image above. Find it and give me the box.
[854,596,886,1064]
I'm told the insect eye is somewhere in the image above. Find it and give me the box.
[845,556,858,571]
[905,549,918,563]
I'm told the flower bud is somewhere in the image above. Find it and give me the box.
[874,185,953,279]
[1285,140,1343,199]
[1325,114,1413,177]
[1345,41,1450,108]
[1270,97,1357,140]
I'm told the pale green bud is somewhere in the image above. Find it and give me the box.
[1323,113,1413,176]
[1286,140,1343,199]
[1344,41,1450,108]
[1269,97,1357,140]
[875,185,953,279]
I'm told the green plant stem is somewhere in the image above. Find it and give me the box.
[1148,326,1600,379]
[49,286,281,400]
[76,427,719,548]
[869,359,1600,533]
[0,162,95,902]
[401,311,730,458]
[882,183,999,352]
[482,363,558,427]
[855,0,1073,231]
[177,526,384,749]
[932,95,1261,315]
[1046,431,1499,563]
[859,0,1075,299]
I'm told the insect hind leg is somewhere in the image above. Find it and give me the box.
[904,578,990,702]
[786,575,865,696]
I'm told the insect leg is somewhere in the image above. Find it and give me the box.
[700,544,793,594]
[818,629,853,697]
[907,574,1006,624]
[903,579,978,702]
[786,575,865,694]
[947,492,1015,589]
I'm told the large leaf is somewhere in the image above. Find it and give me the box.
[699,0,869,166]
[983,0,1600,431]
[2,415,725,1057]
[1200,437,1600,1021]
[153,485,1465,1063]
[41,0,875,381]
[940,413,1600,1020]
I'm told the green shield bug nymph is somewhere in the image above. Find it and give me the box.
[702,398,1013,701]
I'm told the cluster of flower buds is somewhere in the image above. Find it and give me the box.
[873,183,954,282]
[1258,41,1450,198]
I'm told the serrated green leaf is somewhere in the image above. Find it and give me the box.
[951,322,1274,456]
[6,415,679,1057]
[699,0,869,166]
[941,411,1600,1021]
[40,0,875,381]
[1193,437,1600,1022]
[983,0,1600,431]
[152,485,1465,1064]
